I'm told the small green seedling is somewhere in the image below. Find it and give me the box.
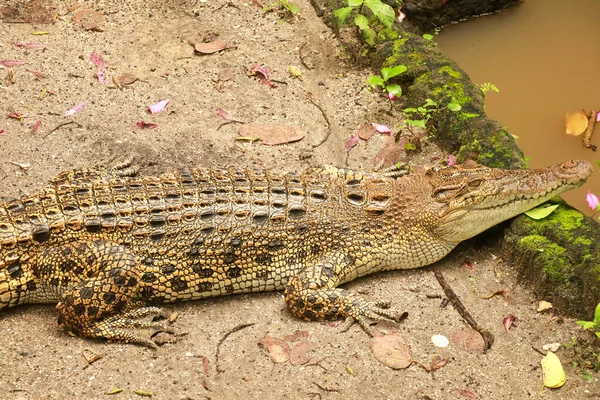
[403,98,438,130]
[479,82,499,94]
[333,0,395,46]
[576,302,600,339]
[366,64,407,99]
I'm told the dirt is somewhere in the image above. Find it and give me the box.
[0,1,598,399]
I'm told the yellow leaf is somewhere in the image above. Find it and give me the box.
[289,66,303,81]
[541,352,566,388]
[565,112,588,136]
[537,301,553,312]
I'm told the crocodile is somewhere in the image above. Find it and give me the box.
[0,158,592,346]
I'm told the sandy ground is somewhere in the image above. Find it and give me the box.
[0,1,599,399]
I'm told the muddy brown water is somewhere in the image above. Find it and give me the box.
[437,0,600,216]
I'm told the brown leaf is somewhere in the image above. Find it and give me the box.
[195,39,228,54]
[238,123,305,145]
[370,333,412,369]
[357,124,377,141]
[289,341,317,365]
[284,330,309,342]
[450,327,485,353]
[73,9,105,31]
[258,336,290,363]
[218,69,234,82]
[565,111,588,136]
[372,143,405,169]
[114,73,138,87]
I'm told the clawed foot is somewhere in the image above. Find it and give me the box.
[78,307,179,348]
[339,301,401,335]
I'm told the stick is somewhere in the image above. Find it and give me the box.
[43,121,82,138]
[433,270,495,353]
[582,110,597,151]
[215,322,255,373]
[308,94,332,148]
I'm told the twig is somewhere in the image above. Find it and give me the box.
[298,43,312,70]
[313,382,341,393]
[308,94,332,148]
[215,322,255,373]
[216,120,244,131]
[43,121,82,138]
[582,110,597,151]
[433,269,495,353]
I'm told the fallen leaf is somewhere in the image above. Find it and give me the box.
[26,68,46,78]
[524,204,559,220]
[250,64,275,87]
[289,65,303,81]
[430,356,448,371]
[346,132,359,150]
[216,108,244,123]
[64,102,86,117]
[357,124,377,141]
[0,129,5,134]
[30,119,42,133]
[503,315,518,333]
[147,99,171,114]
[74,9,105,31]
[541,352,566,388]
[565,111,588,136]
[371,122,392,135]
[195,39,228,54]
[537,301,553,312]
[135,121,158,129]
[372,142,405,169]
[284,330,309,342]
[458,389,477,398]
[8,112,24,120]
[11,161,31,171]
[217,69,234,82]
[238,123,305,145]
[12,42,45,49]
[597,110,600,123]
[370,333,412,369]
[258,336,291,363]
[0,60,26,68]
[113,73,138,87]
[289,341,317,365]
[451,327,485,353]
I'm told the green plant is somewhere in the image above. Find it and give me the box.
[576,303,600,339]
[366,64,407,99]
[333,0,395,46]
[479,82,499,94]
[279,0,297,14]
[402,98,438,130]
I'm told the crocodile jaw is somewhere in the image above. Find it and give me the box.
[430,160,593,243]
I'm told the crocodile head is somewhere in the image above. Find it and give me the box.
[419,159,593,243]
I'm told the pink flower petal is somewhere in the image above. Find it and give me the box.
[586,191,599,210]
[135,121,158,129]
[13,42,45,49]
[387,92,398,101]
[596,110,600,123]
[371,122,392,135]
[64,102,86,117]
[250,64,275,87]
[216,108,244,123]
[397,10,406,23]
[345,131,360,151]
[503,315,518,333]
[90,51,105,69]
[147,99,171,114]
[0,60,26,68]
[94,69,107,84]
[447,154,456,166]
[0,129,5,134]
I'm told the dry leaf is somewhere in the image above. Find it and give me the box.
[64,102,86,117]
[195,39,227,54]
[147,99,171,114]
[113,73,138,87]
[565,111,588,136]
[135,121,158,129]
[238,123,305,145]
[0,60,26,68]
[451,327,485,353]
[357,124,377,141]
[346,132,359,150]
[370,333,412,369]
[258,336,290,363]
[74,9,105,31]
[289,341,317,365]
[217,69,234,81]
[537,301,553,312]
[284,330,309,342]
[372,142,405,169]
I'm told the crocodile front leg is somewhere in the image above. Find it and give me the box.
[39,241,172,347]
[284,251,400,334]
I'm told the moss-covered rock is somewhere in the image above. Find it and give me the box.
[504,201,600,318]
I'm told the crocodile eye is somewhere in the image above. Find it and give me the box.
[468,179,483,188]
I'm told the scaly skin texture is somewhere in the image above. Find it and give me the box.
[0,159,592,346]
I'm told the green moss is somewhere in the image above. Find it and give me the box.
[544,207,585,232]
[574,237,593,247]
[377,27,400,41]
[438,65,462,79]
[519,235,571,283]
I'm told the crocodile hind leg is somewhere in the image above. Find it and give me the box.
[284,251,401,334]
[39,240,172,347]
